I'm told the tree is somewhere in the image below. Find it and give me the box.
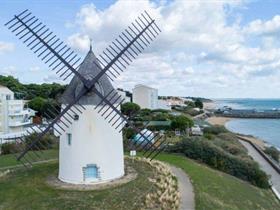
[28,97,46,115]
[171,115,194,131]
[121,102,140,117]
[194,99,203,109]
[184,101,195,108]
[0,75,66,100]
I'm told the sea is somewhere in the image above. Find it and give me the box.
[214,99,280,149]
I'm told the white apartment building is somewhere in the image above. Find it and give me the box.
[116,89,132,104]
[132,84,158,110]
[0,85,35,143]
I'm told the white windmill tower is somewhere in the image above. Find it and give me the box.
[57,45,124,184]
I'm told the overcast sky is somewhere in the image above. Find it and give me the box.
[1,0,280,98]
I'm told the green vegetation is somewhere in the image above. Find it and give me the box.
[194,99,203,109]
[0,75,66,100]
[0,159,157,210]
[264,146,280,162]
[1,134,58,156]
[28,97,60,116]
[173,105,204,117]
[157,153,280,210]
[25,133,58,151]
[170,115,194,131]
[1,143,22,155]
[203,125,228,135]
[121,102,140,117]
[0,149,58,169]
[168,127,270,188]
[0,151,279,210]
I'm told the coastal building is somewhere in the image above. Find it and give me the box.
[0,85,36,143]
[158,99,171,110]
[116,88,132,103]
[191,125,203,136]
[132,84,158,110]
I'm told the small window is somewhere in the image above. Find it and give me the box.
[6,95,11,100]
[67,133,72,145]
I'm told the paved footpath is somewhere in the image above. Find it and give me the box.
[239,140,280,194]
[170,166,195,210]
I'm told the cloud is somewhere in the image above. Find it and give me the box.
[65,0,280,98]
[67,33,90,53]
[244,15,280,36]
[29,66,40,73]
[0,66,18,77]
[0,41,14,54]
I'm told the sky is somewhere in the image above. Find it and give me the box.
[1,0,280,98]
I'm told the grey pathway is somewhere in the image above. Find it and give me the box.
[239,140,280,194]
[170,166,195,210]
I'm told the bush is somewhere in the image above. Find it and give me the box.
[25,133,57,150]
[151,109,169,113]
[264,146,280,162]
[168,138,270,188]
[203,125,228,135]
[147,125,171,131]
[1,142,23,155]
[204,133,214,140]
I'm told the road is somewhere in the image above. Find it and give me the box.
[239,140,280,194]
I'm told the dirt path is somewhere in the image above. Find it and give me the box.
[170,166,195,210]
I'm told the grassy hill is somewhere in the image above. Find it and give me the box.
[158,153,280,210]
[0,152,279,209]
[0,159,157,210]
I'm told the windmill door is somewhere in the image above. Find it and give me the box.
[84,164,98,181]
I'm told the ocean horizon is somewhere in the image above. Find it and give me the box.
[214,99,280,149]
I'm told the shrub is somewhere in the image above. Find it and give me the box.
[168,138,270,188]
[1,142,23,155]
[139,108,152,116]
[151,109,169,113]
[264,146,280,162]
[25,133,57,150]
[147,125,171,131]
[203,133,214,140]
[203,125,228,135]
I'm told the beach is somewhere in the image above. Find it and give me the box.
[206,116,231,126]
[207,116,266,149]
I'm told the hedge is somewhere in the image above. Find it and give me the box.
[168,137,270,188]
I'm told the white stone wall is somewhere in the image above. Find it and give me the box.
[58,105,125,184]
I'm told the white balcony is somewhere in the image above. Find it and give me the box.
[9,119,32,127]
[8,109,35,116]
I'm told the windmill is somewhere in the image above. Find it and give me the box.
[4,9,166,184]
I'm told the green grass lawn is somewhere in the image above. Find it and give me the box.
[1,151,279,210]
[0,149,58,169]
[0,159,157,210]
[157,153,280,210]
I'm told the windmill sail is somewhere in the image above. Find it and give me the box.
[4,9,164,167]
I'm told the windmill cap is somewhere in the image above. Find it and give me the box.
[61,49,119,105]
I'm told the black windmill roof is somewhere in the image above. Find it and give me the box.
[61,48,116,105]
